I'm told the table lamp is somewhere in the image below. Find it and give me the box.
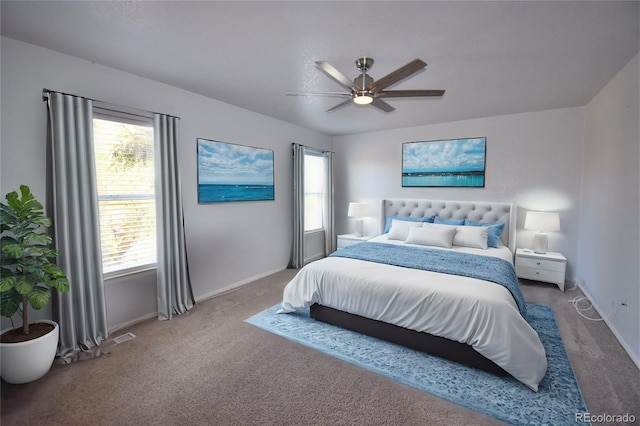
[524,211,560,254]
[347,202,369,237]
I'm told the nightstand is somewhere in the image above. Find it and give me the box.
[337,234,371,249]
[515,248,567,291]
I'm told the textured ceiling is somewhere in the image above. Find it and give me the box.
[2,1,638,136]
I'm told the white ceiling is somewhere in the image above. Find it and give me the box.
[2,1,638,136]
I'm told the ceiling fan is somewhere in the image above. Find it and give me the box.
[288,57,445,112]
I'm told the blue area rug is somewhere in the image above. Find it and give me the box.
[246,303,588,425]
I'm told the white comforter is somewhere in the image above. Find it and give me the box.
[279,235,547,391]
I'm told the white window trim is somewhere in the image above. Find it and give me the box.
[103,264,156,281]
[93,109,157,279]
[303,151,326,232]
[304,228,325,235]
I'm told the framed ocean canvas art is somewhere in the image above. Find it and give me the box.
[197,138,275,203]
[402,137,486,187]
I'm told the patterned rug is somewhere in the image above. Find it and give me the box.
[246,303,588,425]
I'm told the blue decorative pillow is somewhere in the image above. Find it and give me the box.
[434,216,465,226]
[384,215,434,233]
[464,219,506,248]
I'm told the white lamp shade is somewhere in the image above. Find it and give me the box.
[348,202,370,218]
[525,211,560,253]
[524,211,560,232]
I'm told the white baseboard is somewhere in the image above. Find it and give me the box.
[108,312,157,335]
[576,281,640,370]
[195,266,286,303]
[108,266,288,334]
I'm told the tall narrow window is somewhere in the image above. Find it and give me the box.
[304,153,326,231]
[93,115,156,276]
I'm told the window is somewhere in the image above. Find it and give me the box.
[93,115,156,276]
[304,153,326,231]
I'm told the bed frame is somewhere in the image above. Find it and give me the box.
[311,198,517,376]
[310,304,507,375]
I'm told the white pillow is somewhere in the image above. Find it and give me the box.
[388,219,423,241]
[453,225,489,249]
[405,223,456,248]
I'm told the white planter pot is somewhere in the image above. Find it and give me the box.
[0,320,59,384]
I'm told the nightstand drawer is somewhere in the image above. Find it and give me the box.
[516,256,565,272]
[337,239,357,249]
[336,234,371,249]
[515,265,564,285]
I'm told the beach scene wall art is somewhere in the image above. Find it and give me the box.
[197,138,274,203]
[402,137,486,187]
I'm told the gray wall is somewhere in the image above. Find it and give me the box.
[0,37,332,331]
[580,54,639,365]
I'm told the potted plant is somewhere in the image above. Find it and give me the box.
[0,185,69,384]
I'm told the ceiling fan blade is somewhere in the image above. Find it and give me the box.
[371,98,395,112]
[377,89,445,98]
[367,59,427,93]
[287,91,352,98]
[316,61,357,91]
[325,98,353,112]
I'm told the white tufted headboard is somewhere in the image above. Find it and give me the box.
[380,199,517,253]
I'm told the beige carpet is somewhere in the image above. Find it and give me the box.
[1,269,638,425]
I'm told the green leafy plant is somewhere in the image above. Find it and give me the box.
[0,185,69,336]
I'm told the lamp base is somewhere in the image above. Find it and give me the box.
[532,232,548,254]
[354,218,364,237]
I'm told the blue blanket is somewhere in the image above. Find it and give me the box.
[330,242,527,319]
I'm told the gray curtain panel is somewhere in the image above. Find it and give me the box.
[323,150,335,255]
[289,143,335,268]
[45,91,109,360]
[154,114,194,320]
[289,143,305,269]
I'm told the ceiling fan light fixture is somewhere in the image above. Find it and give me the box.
[301,58,443,112]
[353,94,373,105]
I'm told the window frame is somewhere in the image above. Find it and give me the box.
[93,109,157,280]
[303,151,326,233]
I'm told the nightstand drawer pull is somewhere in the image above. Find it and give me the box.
[517,256,565,272]
[516,265,564,285]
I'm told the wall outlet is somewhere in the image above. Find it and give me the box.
[610,300,628,317]
[614,300,629,310]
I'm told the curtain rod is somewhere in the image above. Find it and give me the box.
[42,88,181,120]
[292,142,334,155]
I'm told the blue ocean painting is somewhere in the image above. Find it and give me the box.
[402,137,486,187]
[197,139,274,202]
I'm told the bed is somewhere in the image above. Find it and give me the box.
[279,199,547,391]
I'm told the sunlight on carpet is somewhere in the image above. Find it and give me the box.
[246,303,588,425]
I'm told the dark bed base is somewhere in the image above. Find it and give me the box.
[310,304,508,376]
